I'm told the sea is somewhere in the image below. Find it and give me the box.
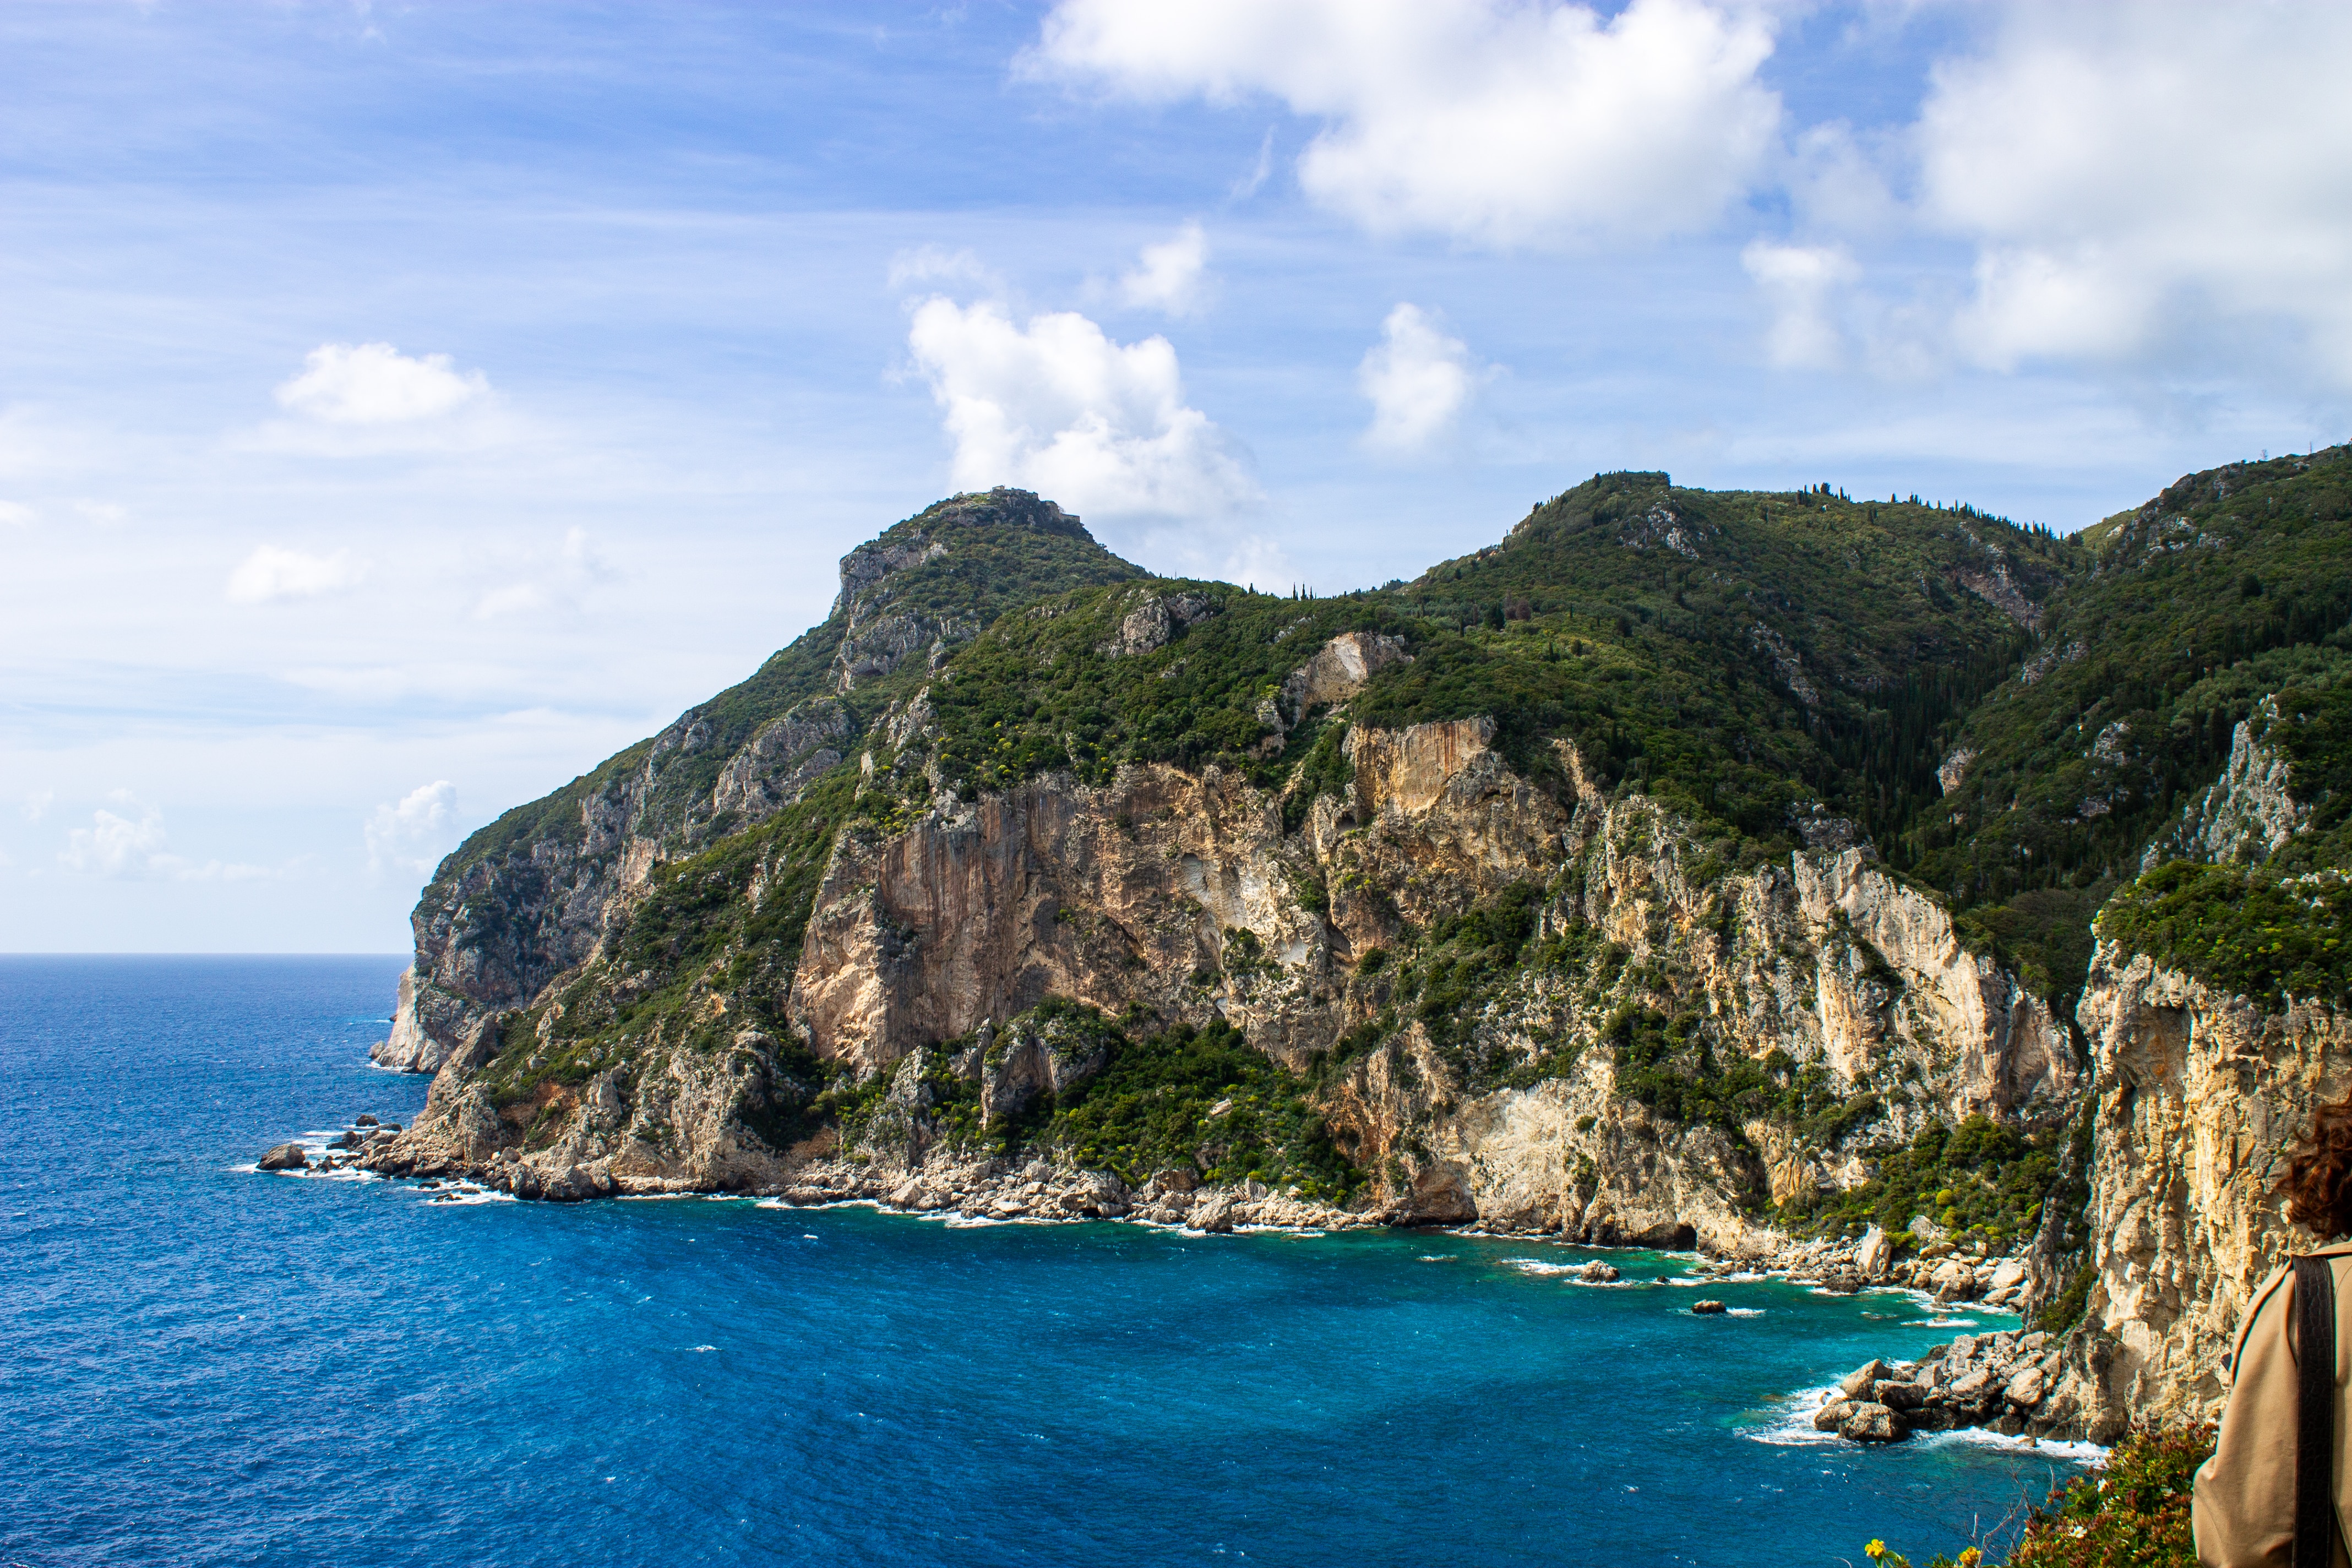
[1,955,2096,1566]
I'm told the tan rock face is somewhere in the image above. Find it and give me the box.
[2057,941,2352,1436]
[782,718,2073,1226]
[1790,851,2075,1117]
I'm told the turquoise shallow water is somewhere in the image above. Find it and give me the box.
[1,956,2088,1566]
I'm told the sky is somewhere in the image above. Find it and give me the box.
[4,0,2350,953]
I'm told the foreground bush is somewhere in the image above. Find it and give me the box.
[1865,1423,2214,1568]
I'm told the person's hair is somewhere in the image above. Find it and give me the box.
[2281,1092,2352,1237]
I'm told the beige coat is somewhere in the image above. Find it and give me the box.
[2195,1247,2352,1567]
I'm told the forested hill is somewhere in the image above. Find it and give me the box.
[886,474,2057,919]
[405,447,2352,1079]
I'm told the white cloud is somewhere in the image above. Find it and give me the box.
[1118,221,1210,314]
[1358,303,1479,456]
[226,546,369,605]
[1028,0,1782,247]
[365,780,459,879]
[1741,242,1859,369]
[74,499,126,526]
[60,801,273,881]
[1221,533,1297,593]
[0,500,33,527]
[22,790,53,822]
[887,246,999,292]
[275,341,490,424]
[473,526,610,619]
[905,294,1259,520]
[1917,3,2352,379]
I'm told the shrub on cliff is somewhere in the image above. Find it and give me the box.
[1784,1114,2061,1247]
[1865,1423,2212,1568]
[2097,859,2352,1009]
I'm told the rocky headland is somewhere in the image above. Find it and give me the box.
[279,455,2352,1451]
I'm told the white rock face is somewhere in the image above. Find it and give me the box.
[2142,697,2307,870]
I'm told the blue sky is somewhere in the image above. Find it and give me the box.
[4,0,2349,951]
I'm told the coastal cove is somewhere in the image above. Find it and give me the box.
[2,957,2089,1567]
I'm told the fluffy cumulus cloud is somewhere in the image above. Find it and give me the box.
[1118,221,1210,314]
[1917,3,2352,379]
[905,295,1258,520]
[275,341,490,424]
[61,801,271,881]
[225,545,368,605]
[1030,0,1782,247]
[365,780,459,879]
[1357,303,1480,456]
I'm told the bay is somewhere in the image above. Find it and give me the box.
[0,956,2087,1566]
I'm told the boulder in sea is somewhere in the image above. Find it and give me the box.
[1576,1261,1621,1283]
[1871,1379,1927,1412]
[1837,1358,1893,1400]
[354,1113,378,1127]
[1814,1399,1855,1432]
[258,1142,308,1171]
[1190,1194,1236,1234]
[1691,1299,1727,1315]
[1839,1402,1908,1443]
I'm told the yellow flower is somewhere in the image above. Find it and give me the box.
[1958,1550,1983,1568]
[1865,1543,1887,1561]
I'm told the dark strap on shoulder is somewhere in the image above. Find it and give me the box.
[2296,1254,2339,1568]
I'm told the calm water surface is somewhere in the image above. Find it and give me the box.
[0,956,2087,1566]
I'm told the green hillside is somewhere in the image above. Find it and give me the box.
[436,489,1145,881]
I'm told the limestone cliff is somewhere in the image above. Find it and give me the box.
[368,664,2073,1256]
[372,489,1141,1074]
[2052,941,2351,1439]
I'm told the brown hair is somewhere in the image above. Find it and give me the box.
[2282,1092,2352,1237]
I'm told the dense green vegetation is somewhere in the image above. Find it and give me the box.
[1910,448,2352,1006]
[1609,1011,1865,1139]
[907,471,2062,870]
[921,584,1409,794]
[842,1001,1362,1200]
[1779,1116,2062,1250]
[1870,1423,2211,1568]
[1053,1014,1362,1199]
[2098,860,2352,1008]
[2092,671,2352,1005]
[1382,474,2051,849]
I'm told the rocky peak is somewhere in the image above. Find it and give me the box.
[830,489,1136,693]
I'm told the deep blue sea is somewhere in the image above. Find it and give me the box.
[1,956,2090,1566]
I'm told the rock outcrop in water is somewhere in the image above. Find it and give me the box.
[330,454,2352,1448]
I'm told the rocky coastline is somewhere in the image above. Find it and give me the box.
[1814,1329,2077,1445]
[262,1112,2046,1447]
